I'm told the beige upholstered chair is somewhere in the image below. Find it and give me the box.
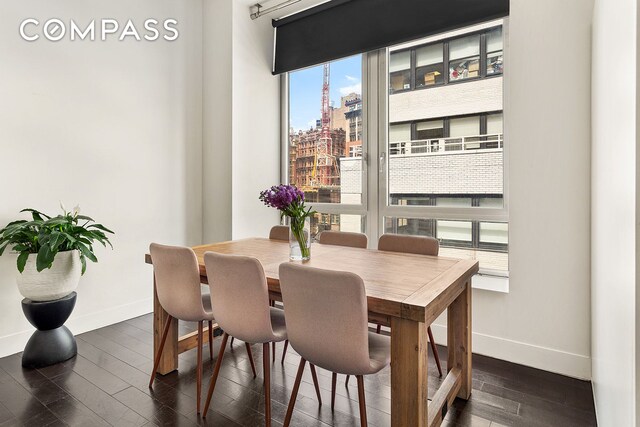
[201,252,320,425]
[318,230,368,248]
[148,243,215,414]
[269,225,290,241]
[279,263,390,426]
[378,233,443,376]
[230,225,290,359]
[268,225,297,364]
[316,230,369,386]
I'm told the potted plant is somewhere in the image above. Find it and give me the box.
[0,204,114,301]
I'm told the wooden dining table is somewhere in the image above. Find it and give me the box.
[145,237,478,427]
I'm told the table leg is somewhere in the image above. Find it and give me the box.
[447,279,472,399]
[391,317,428,427]
[153,275,178,375]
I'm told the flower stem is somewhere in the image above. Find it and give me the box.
[290,216,310,258]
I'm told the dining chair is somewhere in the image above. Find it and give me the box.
[230,224,289,361]
[318,230,368,248]
[279,263,390,427]
[316,230,369,386]
[268,225,296,364]
[201,252,321,425]
[148,243,217,414]
[378,233,443,376]
[269,225,289,241]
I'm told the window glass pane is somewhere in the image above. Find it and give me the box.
[416,120,443,131]
[389,50,411,92]
[415,120,444,139]
[389,51,411,72]
[479,197,503,208]
[390,70,411,92]
[311,213,365,238]
[384,217,509,272]
[416,44,443,66]
[288,55,363,204]
[389,123,411,142]
[449,57,480,81]
[416,64,444,87]
[480,222,508,244]
[487,52,503,75]
[449,35,480,60]
[436,197,472,207]
[449,116,480,137]
[437,220,472,242]
[486,113,503,134]
[486,27,503,53]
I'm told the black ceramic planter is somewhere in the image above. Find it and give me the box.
[21,292,77,368]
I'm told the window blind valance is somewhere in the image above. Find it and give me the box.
[272,0,509,74]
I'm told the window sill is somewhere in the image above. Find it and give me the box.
[472,273,509,293]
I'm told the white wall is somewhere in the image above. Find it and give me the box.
[203,0,233,243]
[427,0,594,380]
[591,0,638,424]
[231,1,281,239]
[0,0,203,355]
[201,0,280,242]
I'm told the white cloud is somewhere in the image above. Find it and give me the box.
[339,82,362,96]
[345,75,359,82]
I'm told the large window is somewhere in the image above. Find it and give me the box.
[284,20,507,276]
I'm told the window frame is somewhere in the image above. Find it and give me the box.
[378,20,509,277]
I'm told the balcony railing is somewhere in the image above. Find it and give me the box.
[389,133,503,156]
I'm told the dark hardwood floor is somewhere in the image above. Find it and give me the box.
[0,314,596,426]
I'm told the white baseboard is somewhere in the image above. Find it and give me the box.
[0,298,153,358]
[429,324,592,380]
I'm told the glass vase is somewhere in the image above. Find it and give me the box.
[289,217,311,261]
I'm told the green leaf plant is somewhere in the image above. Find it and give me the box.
[0,204,114,275]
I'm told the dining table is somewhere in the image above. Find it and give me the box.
[145,237,478,427]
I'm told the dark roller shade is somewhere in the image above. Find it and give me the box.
[272,0,509,74]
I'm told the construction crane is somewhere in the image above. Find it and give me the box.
[312,63,333,187]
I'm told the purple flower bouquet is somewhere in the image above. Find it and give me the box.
[259,184,315,260]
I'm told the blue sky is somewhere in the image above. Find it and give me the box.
[289,54,362,131]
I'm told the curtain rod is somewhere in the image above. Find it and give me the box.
[250,0,303,20]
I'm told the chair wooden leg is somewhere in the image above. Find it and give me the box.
[230,336,234,347]
[203,332,229,417]
[284,358,306,427]
[356,375,368,427]
[196,321,203,414]
[331,372,337,411]
[208,320,214,360]
[345,375,350,386]
[272,341,276,363]
[281,340,289,364]
[309,364,322,404]
[245,343,257,378]
[376,324,381,334]
[263,343,271,427]
[427,326,443,377]
[149,315,173,388]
